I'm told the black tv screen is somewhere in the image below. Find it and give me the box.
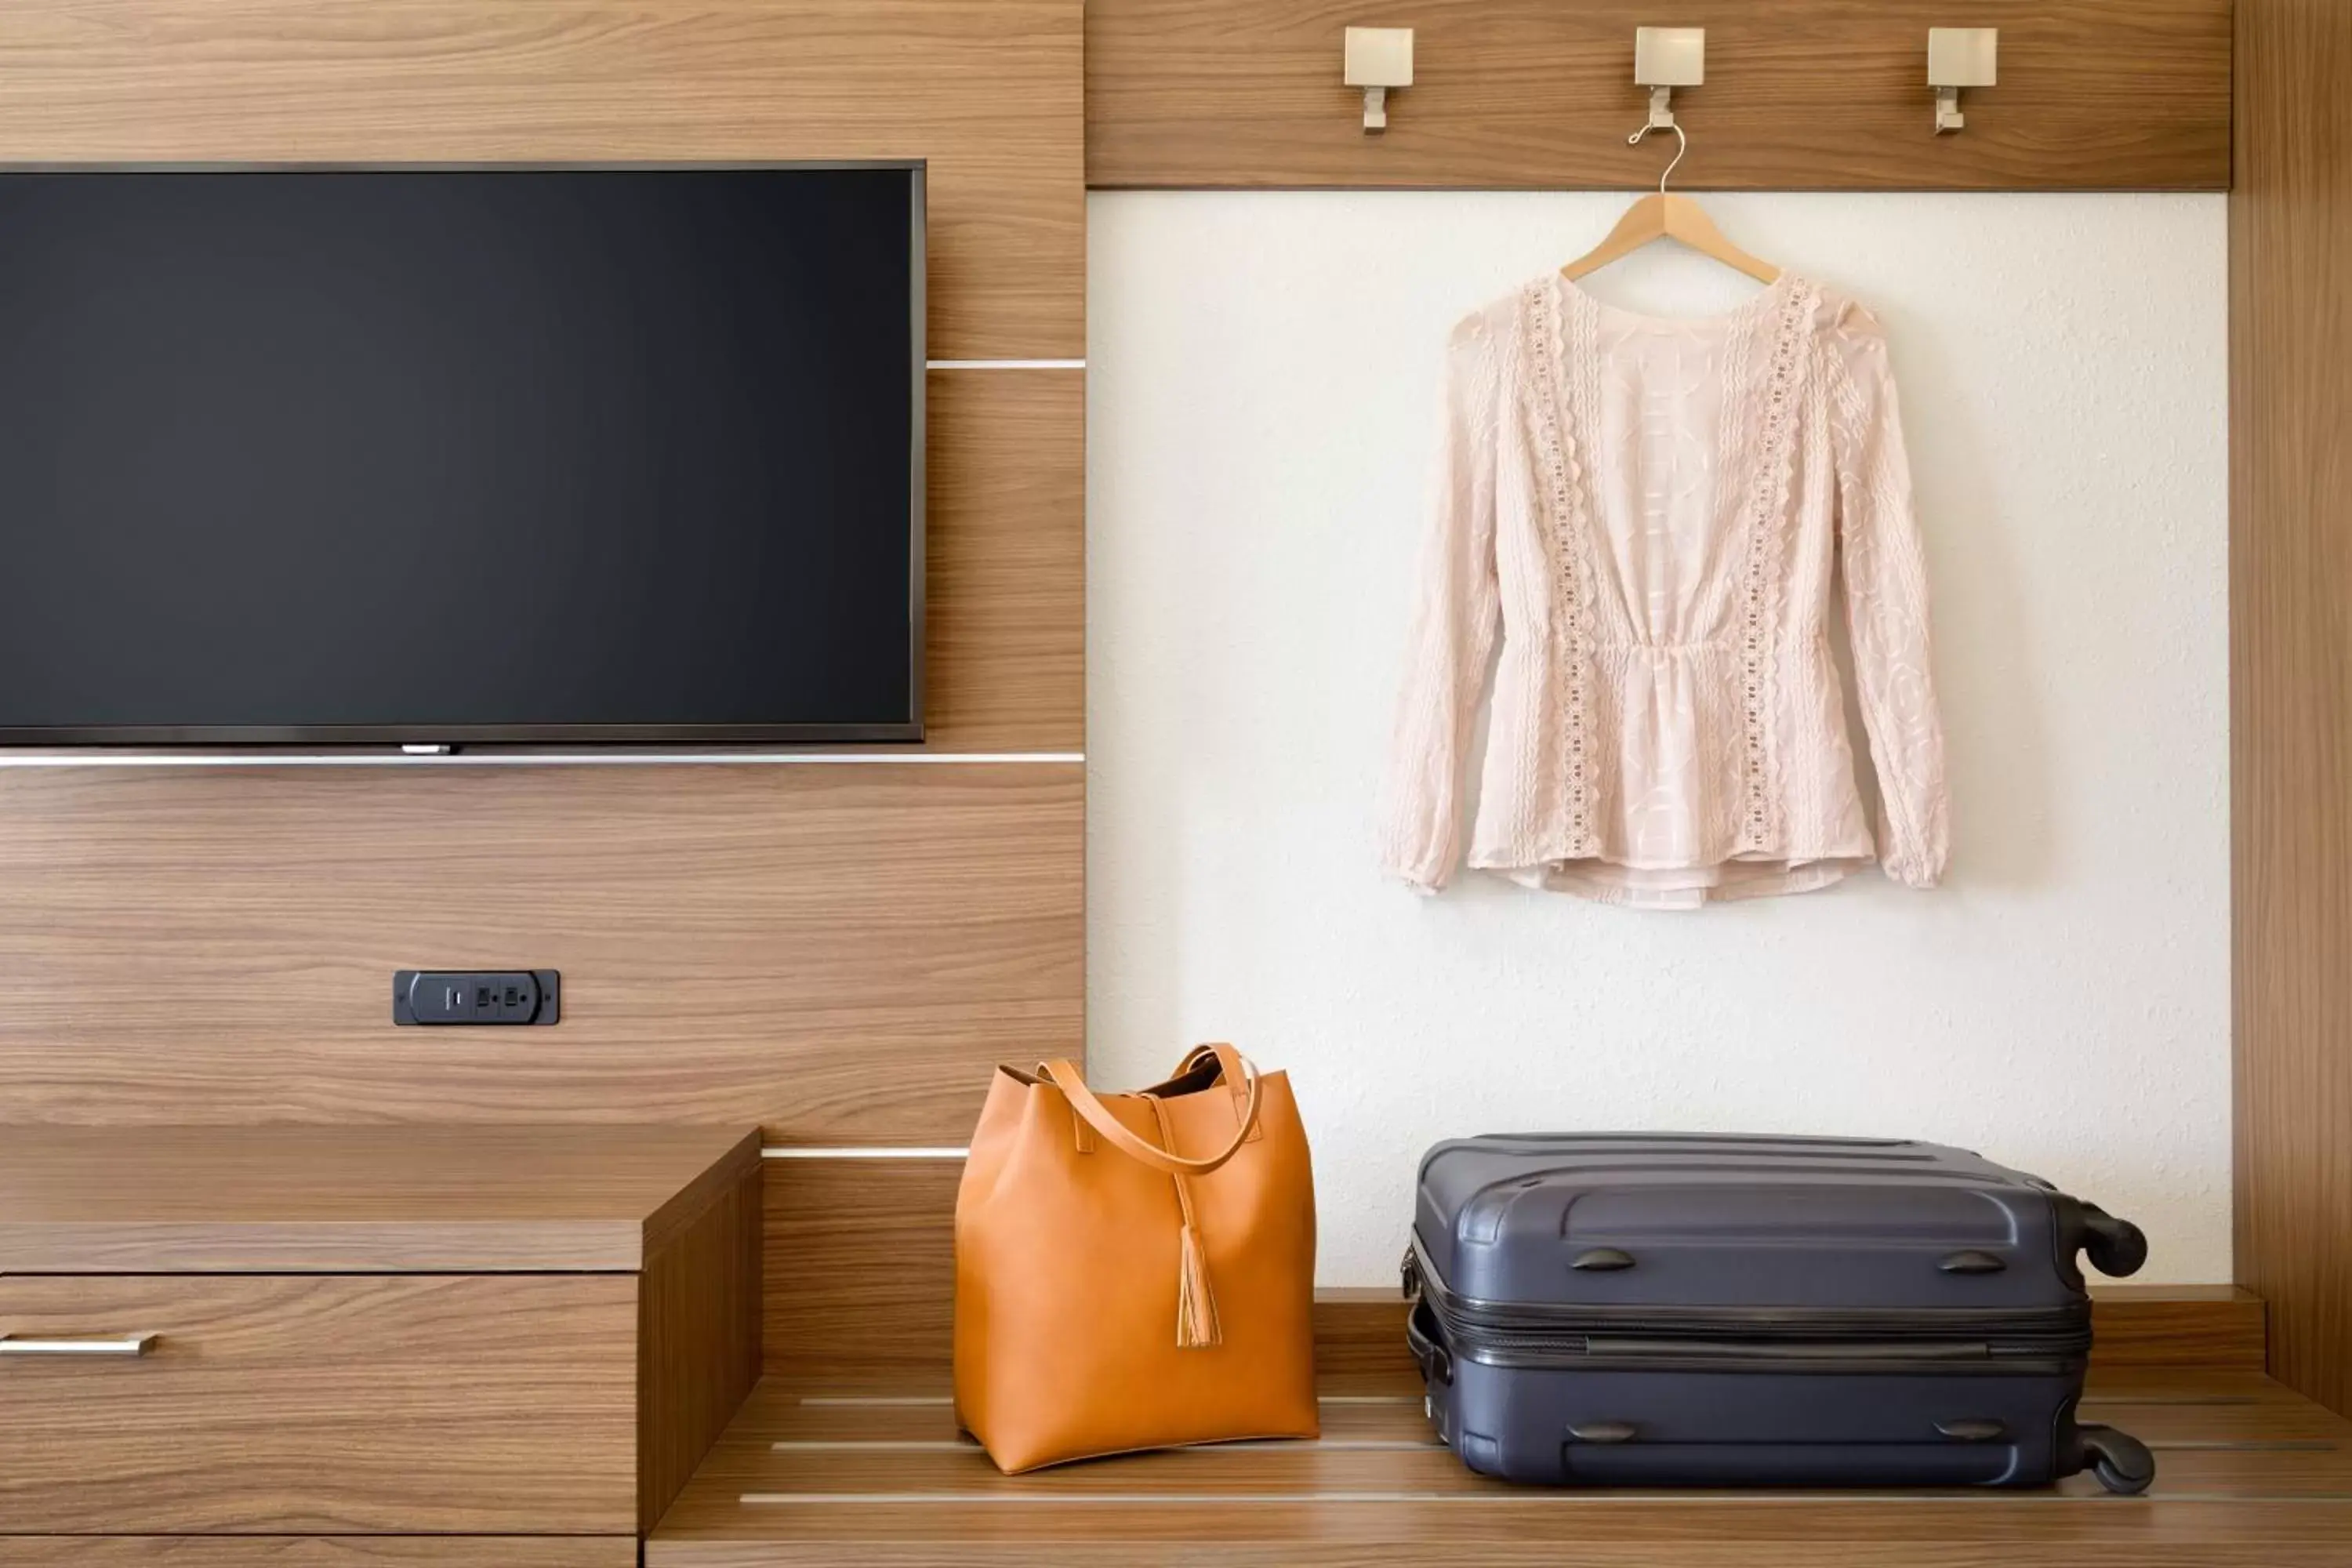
[0,163,924,746]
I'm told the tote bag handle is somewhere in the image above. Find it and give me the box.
[1039,1054,1263,1177]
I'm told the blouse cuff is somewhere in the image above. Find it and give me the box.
[1881,851,1943,891]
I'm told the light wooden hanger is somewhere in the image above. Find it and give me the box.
[1561,120,1780,285]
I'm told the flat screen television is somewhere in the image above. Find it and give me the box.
[0,162,924,747]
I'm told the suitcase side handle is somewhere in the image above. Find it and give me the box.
[1405,1298,1453,1387]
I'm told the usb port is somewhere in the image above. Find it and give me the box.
[395,971,561,1027]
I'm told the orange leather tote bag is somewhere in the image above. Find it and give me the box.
[953,1044,1319,1473]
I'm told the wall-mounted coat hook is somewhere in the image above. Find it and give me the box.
[1928,27,1998,133]
[1634,27,1704,130]
[1345,27,1414,134]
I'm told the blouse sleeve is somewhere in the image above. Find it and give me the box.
[1377,313,1504,893]
[1828,304,1950,888]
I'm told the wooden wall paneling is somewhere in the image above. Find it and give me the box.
[927,368,1085,752]
[640,1158,764,1534]
[2231,0,2352,1420]
[0,1273,640,1534]
[2083,1285,2268,1372]
[0,764,1082,1144]
[0,1,1082,361]
[1087,0,2230,191]
[764,1156,961,1381]
[0,0,1089,1151]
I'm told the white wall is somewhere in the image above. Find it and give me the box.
[1086,191,2230,1286]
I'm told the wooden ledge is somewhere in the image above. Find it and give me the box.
[0,1123,762,1273]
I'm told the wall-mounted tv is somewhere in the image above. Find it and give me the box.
[0,162,924,746]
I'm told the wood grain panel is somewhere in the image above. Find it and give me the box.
[2088,1284,2268,1372]
[0,1124,757,1273]
[764,1157,961,1379]
[642,1161,765,1533]
[1087,0,2230,191]
[0,1544,635,1567]
[0,1,1080,358]
[2231,0,2352,1422]
[0,764,1083,1144]
[927,368,1084,751]
[0,1273,637,1534]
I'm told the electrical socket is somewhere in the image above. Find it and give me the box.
[393,970,561,1025]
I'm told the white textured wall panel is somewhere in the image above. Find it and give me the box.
[1086,191,2230,1285]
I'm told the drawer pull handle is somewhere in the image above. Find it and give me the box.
[0,1333,155,1357]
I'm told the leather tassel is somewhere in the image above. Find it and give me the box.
[1175,1221,1222,1348]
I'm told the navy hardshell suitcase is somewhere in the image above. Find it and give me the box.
[1406,1133,2156,1494]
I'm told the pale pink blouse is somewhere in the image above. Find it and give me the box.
[1379,271,1949,909]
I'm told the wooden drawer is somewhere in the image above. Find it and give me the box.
[0,1273,637,1535]
[0,1541,636,1566]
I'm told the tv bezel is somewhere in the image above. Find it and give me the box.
[0,159,927,750]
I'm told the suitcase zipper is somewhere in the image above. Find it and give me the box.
[1421,1316,2092,1377]
[1426,1332,2088,1377]
[1406,1236,2094,1369]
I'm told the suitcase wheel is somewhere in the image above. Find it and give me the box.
[2075,1424,2156,1495]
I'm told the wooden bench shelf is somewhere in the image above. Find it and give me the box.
[648,1366,2352,1566]
[651,1286,2352,1568]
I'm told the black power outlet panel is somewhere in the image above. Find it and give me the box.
[394,970,561,1025]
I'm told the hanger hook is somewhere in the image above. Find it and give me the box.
[1627,118,1687,196]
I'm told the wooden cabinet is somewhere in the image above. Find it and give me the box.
[0,1544,637,1567]
[0,1125,760,1551]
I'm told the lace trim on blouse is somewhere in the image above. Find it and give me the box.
[1525,277,1598,858]
[1733,278,1819,853]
